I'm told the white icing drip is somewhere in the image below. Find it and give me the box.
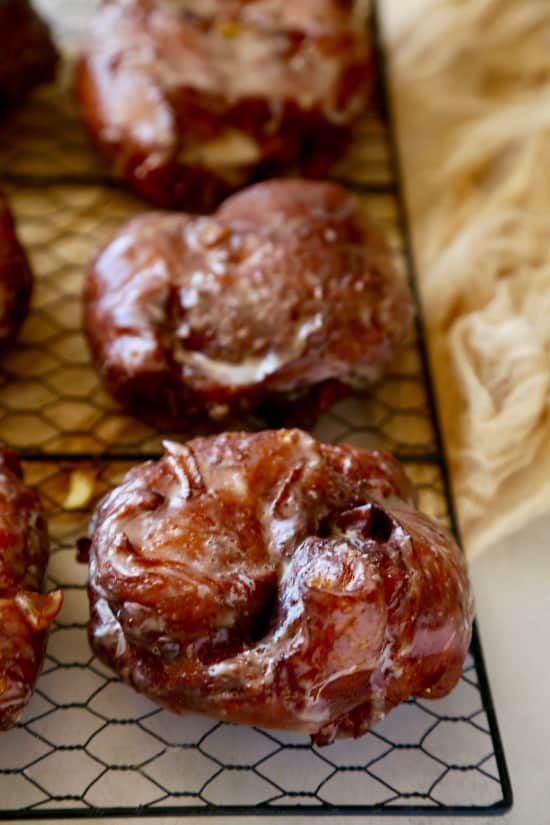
[110,335,159,371]
[297,312,323,342]
[179,130,261,169]
[93,597,130,664]
[90,2,369,127]
[103,259,170,326]
[175,348,284,386]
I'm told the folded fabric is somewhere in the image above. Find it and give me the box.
[382,0,550,555]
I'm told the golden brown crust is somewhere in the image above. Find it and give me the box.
[88,429,473,744]
[75,0,373,209]
[0,445,62,731]
[84,179,413,429]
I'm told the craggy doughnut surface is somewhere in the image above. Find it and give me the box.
[0,445,62,731]
[75,0,372,210]
[0,0,58,111]
[88,429,473,744]
[0,192,33,347]
[84,180,413,429]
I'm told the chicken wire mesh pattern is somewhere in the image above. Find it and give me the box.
[0,0,511,817]
[0,184,431,458]
[0,461,500,816]
[0,80,392,190]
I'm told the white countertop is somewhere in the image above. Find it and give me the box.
[6,517,548,824]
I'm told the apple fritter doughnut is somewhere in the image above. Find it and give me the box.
[88,429,473,744]
[75,0,372,210]
[84,180,413,429]
[0,445,62,731]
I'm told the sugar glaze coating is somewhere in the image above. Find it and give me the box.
[88,429,473,744]
[84,180,413,429]
[0,446,62,731]
[75,0,372,209]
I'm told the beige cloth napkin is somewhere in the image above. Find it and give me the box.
[381,0,550,556]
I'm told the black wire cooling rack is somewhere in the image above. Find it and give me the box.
[0,1,512,818]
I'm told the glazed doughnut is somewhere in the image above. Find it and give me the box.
[75,0,372,210]
[0,192,33,347]
[84,179,413,429]
[0,445,62,731]
[0,0,58,111]
[88,429,473,744]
